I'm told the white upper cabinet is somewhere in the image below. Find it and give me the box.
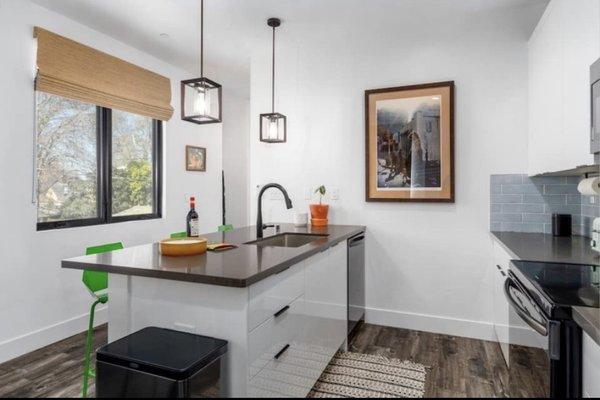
[528,0,600,176]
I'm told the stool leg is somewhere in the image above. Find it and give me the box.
[82,299,101,398]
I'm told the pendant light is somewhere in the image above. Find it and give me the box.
[260,18,286,143]
[181,0,222,124]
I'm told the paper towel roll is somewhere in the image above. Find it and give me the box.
[577,177,600,195]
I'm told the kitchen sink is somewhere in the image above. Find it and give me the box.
[245,233,329,248]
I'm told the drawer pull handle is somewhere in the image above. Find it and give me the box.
[274,305,290,318]
[274,344,290,360]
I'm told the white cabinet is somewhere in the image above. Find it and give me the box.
[247,294,305,379]
[248,262,305,332]
[108,240,350,397]
[247,241,348,397]
[528,0,599,175]
[583,332,600,398]
[304,241,348,359]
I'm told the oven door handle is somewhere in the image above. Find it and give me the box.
[504,276,548,336]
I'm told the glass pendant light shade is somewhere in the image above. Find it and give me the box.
[259,18,286,143]
[260,112,286,143]
[181,0,222,125]
[181,77,222,124]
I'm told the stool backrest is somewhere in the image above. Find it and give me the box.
[82,242,124,294]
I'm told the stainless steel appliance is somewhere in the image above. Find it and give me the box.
[504,261,600,398]
[96,327,227,398]
[348,232,365,338]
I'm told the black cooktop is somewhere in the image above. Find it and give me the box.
[511,260,599,319]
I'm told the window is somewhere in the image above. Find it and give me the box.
[36,92,162,230]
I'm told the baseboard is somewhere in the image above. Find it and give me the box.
[365,306,496,342]
[0,307,107,364]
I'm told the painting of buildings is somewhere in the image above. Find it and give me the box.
[376,96,441,189]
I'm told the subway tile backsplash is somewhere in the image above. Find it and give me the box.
[490,174,599,237]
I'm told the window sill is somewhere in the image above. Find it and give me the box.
[36,213,162,232]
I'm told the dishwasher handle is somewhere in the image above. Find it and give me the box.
[349,234,365,247]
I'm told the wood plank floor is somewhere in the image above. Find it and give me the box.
[0,323,511,398]
[349,323,509,398]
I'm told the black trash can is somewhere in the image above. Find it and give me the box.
[96,327,228,398]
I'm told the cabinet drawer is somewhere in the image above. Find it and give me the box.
[248,263,304,332]
[248,339,331,398]
[247,295,304,379]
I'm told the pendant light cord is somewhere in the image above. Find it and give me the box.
[271,24,275,113]
[200,0,204,78]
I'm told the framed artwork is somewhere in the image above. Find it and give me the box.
[365,81,454,202]
[186,145,206,172]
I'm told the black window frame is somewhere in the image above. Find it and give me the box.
[36,105,163,231]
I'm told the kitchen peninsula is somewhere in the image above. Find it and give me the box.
[62,224,365,397]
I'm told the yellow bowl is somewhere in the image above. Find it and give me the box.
[159,238,207,256]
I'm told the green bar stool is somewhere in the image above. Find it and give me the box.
[81,242,124,398]
[218,224,234,232]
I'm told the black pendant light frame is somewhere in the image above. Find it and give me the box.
[260,18,287,143]
[181,0,222,125]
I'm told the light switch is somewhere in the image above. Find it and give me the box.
[332,187,340,200]
[304,187,312,200]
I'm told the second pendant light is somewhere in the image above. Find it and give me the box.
[259,18,286,143]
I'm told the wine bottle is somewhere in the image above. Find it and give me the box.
[186,197,199,237]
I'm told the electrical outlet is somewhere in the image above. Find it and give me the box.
[304,187,312,200]
[332,187,340,200]
[174,322,196,333]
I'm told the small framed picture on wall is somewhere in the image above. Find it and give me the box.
[186,146,206,172]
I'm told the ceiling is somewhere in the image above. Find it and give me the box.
[31,0,549,94]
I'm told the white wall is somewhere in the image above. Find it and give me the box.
[248,8,530,340]
[222,86,250,228]
[0,0,222,362]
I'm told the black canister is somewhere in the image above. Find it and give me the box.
[552,214,572,237]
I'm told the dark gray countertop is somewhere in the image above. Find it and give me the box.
[490,231,599,265]
[491,231,600,345]
[62,224,365,288]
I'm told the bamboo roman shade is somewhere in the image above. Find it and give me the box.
[34,27,174,121]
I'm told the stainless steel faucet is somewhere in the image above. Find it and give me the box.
[256,183,293,238]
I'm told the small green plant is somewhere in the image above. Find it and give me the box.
[315,185,326,205]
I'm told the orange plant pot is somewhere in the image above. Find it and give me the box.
[310,204,329,221]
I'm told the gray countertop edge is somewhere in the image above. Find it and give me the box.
[572,306,600,347]
[61,226,366,288]
[490,230,600,346]
[488,231,520,260]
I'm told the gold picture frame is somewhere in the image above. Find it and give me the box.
[186,146,206,172]
[365,81,454,202]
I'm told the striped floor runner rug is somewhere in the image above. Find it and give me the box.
[309,351,428,398]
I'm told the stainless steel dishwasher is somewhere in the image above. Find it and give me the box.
[348,232,365,338]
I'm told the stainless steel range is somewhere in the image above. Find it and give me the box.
[505,260,599,398]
